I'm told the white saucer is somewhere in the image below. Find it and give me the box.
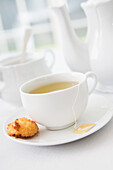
[96,83,113,93]
[4,94,113,146]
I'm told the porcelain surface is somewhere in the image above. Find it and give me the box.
[0,50,55,105]
[51,0,113,92]
[4,94,113,146]
[20,72,97,130]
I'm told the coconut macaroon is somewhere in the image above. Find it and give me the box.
[7,117,39,138]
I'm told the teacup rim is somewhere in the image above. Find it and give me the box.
[20,72,86,96]
[0,52,44,68]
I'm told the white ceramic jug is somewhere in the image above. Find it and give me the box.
[90,0,113,92]
[0,50,55,106]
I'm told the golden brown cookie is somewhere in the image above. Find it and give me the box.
[8,117,39,138]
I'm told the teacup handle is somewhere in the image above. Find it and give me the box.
[85,72,97,95]
[44,49,55,69]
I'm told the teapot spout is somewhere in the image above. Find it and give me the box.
[51,4,91,72]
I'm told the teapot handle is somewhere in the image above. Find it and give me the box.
[85,72,98,95]
[44,49,55,69]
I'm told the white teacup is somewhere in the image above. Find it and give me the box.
[0,50,55,106]
[20,72,97,130]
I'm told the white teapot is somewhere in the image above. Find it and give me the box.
[51,0,113,92]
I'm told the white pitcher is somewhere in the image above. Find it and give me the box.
[90,0,113,92]
[0,50,55,106]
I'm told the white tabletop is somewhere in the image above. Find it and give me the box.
[0,50,113,170]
